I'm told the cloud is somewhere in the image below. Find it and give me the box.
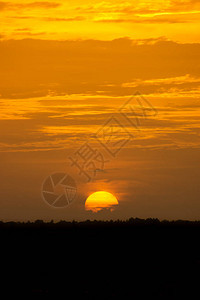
[21,1,61,9]
[72,1,200,25]
[0,38,200,99]
[14,31,46,36]
[10,15,85,22]
[0,1,7,10]
[0,1,61,11]
[0,94,200,156]
[121,75,200,95]
[0,37,200,156]
[10,16,32,19]
[75,1,200,17]
[15,28,31,31]
[170,0,200,11]
[95,17,189,24]
[44,16,85,22]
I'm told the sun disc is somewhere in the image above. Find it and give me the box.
[85,191,118,212]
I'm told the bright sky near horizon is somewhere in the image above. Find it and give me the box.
[0,0,200,221]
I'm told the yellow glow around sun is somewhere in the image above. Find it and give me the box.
[85,191,119,213]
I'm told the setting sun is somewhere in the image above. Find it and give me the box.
[85,191,119,213]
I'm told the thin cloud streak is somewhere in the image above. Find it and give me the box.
[0,1,61,11]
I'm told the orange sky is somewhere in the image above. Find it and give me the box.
[0,1,200,221]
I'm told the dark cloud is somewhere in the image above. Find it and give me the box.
[0,38,200,99]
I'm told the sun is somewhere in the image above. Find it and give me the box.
[85,191,118,212]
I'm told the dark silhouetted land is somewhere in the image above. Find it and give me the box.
[1,219,200,298]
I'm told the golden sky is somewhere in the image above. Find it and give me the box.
[0,0,200,42]
[0,1,200,221]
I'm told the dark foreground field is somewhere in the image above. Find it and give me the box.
[0,219,200,299]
